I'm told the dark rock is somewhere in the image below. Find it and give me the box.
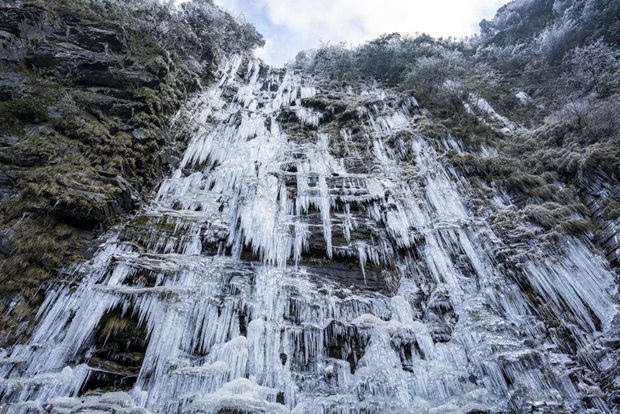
[26,40,116,73]
[338,107,359,122]
[159,147,181,168]
[68,25,127,53]
[0,5,45,36]
[80,308,147,393]
[51,172,141,226]
[0,136,20,146]
[0,30,15,48]
[0,72,27,100]
[0,227,16,256]
[302,259,391,292]
[216,409,253,414]
[0,143,50,167]
[325,320,369,374]
[131,128,147,141]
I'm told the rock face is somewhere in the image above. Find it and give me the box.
[0,56,618,414]
[0,0,262,347]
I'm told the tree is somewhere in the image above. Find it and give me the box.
[403,50,498,107]
[563,39,619,98]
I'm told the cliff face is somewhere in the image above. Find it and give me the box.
[0,0,262,347]
[0,1,619,414]
[0,54,618,414]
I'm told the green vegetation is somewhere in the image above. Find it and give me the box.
[0,216,87,292]
[0,97,50,124]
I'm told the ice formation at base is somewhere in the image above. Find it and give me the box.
[0,56,618,414]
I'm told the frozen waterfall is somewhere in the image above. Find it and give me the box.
[0,56,618,414]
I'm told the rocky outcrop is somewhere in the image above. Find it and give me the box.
[0,0,262,347]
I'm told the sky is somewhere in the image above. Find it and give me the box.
[209,0,511,67]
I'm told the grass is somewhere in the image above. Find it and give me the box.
[100,314,134,339]
[0,216,86,290]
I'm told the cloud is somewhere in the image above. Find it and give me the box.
[212,0,509,66]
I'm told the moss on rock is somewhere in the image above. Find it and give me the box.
[0,0,262,347]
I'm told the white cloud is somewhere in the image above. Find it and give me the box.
[213,0,509,66]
